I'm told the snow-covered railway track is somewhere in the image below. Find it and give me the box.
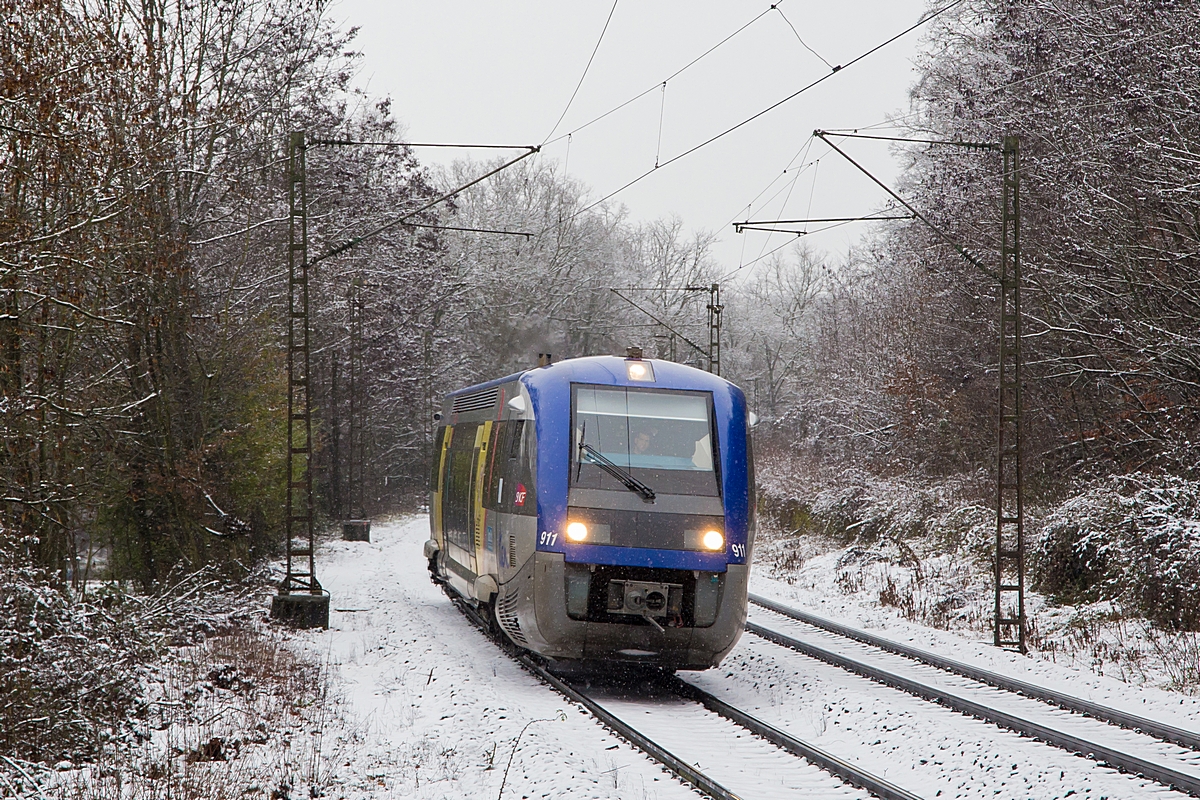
[750,593,1200,751]
[668,675,922,800]
[450,593,920,800]
[539,661,915,800]
[746,596,1200,797]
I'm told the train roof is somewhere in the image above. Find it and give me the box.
[445,369,527,398]
[446,355,737,399]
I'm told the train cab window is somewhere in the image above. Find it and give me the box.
[573,386,719,496]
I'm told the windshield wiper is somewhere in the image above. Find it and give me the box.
[578,442,656,502]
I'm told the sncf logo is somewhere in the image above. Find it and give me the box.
[514,483,527,507]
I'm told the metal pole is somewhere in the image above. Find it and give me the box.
[801,130,1028,652]
[348,276,364,519]
[994,135,1026,652]
[329,352,341,518]
[707,283,723,375]
[272,131,327,626]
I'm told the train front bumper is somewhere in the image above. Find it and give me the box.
[505,551,748,670]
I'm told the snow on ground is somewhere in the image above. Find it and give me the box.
[289,515,1200,799]
[690,620,1192,799]
[288,516,698,800]
[749,543,1200,733]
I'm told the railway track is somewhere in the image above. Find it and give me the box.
[445,580,1200,798]
[750,593,1200,749]
[449,591,922,800]
[746,593,1200,797]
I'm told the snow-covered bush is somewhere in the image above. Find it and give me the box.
[758,455,992,556]
[1036,474,1200,629]
[0,537,270,765]
[0,549,153,762]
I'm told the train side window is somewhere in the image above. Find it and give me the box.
[497,420,521,511]
[515,419,537,516]
[485,419,536,515]
[509,419,525,461]
[482,423,503,511]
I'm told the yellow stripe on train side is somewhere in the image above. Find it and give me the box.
[432,425,453,550]
[473,421,492,559]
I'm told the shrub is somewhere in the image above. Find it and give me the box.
[1035,474,1200,629]
[0,551,152,762]
[0,540,268,764]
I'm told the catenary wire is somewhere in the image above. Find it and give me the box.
[546,0,967,233]
[773,4,834,70]
[543,0,621,145]
[742,153,816,232]
[750,151,808,265]
[719,215,880,282]
[310,139,532,149]
[655,82,667,167]
[717,7,1180,279]
[544,2,779,148]
[720,134,817,248]
[803,154,820,232]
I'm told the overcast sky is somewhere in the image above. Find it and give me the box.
[331,0,933,277]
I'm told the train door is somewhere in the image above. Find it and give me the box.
[429,426,450,546]
[472,422,493,578]
[492,420,523,580]
[486,419,523,579]
[441,422,479,579]
[479,422,506,580]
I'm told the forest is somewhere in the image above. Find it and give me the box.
[4,0,1200,772]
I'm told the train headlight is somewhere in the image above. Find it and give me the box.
[625,360,655,382]
[566,521,589,542]
[702,529,724,551]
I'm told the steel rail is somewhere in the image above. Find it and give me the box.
[750,593,1200,751]
[449,596,739,800]
[747,618,1200,798]
[671,677,923,800]
[523,659,741,800]
[449,590,921,799]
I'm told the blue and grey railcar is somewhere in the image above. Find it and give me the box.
[425,353,755,671]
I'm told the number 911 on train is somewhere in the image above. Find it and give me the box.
[425,351,755,671]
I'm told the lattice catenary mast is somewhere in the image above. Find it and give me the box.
[994,135,1026,652]
[270,131,328,627]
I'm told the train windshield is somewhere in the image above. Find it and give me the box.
[573,386,719,496]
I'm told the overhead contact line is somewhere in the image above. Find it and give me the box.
[733,214,915,235]
[812,130,995,278]
[543,0,621,145]
[306,146,540,269]
[310,139,537,149]
[555,0,967,228]
[403,222,532,238]
[815,131,1000,151]
[543,2,778,148]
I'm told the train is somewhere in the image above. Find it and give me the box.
[424,350,755,671]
